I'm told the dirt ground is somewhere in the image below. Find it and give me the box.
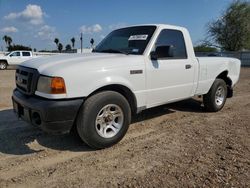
[0,68,249,188]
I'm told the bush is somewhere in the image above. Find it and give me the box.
[7,45,32,51]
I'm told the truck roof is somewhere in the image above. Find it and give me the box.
[11,51,32,52]
[117,24,186,31]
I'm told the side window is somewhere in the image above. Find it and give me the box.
[10,52,20,57]
[22,52,31,56]
[156,29,187,59]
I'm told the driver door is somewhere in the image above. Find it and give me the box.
[146,29,195,108]
[9,52,22,64]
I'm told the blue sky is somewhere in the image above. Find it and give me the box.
[0,0,234,51]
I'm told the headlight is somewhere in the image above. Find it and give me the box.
[37,76,66,94]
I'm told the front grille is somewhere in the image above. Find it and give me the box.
[16,66,39,95]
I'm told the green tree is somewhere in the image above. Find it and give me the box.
[194,45,218,52]
[90,38,94,48]
[2,35,12,47]
[207,0,250,51]
[54,38,59,48]
[8,44,32,52]
[58,43,63,52]
[71,37,75,49]
[65,44,72,51]
[2,35,8,46]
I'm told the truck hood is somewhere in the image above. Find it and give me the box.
[21,52,143,76]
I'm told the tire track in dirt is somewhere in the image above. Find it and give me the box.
[0,111,196,184]
[0,95,246,179]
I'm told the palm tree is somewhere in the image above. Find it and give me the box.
[54,38,59,47]
[7,37,12,47]
[3,35,8,45]
[58,43,63,52]
[71,37,75,49]
[90,38,94,48]
[2,35,12,47]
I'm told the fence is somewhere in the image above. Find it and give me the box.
[195,51,250,66]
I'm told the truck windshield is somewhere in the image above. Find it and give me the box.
[93,26,156,55]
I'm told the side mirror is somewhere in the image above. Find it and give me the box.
[150,45,174,60]
[150,51,158,60]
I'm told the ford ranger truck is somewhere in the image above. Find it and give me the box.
[12,24,241,149]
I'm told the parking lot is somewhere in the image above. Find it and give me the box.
[0,69,249,187]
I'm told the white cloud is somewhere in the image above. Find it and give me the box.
[93,24,102,32]
[108,23,127,30]
[80,24,102,34]
[4,13,18,20]
[37,25,57,40]
[0,26,18,33]
[4,4,45,25]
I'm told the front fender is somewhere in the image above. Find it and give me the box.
[82,76,135,97]
[0,58,8,63]
[64,68,146,108]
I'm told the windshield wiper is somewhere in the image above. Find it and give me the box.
[94,49,129,55]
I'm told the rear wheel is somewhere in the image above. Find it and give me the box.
[76,91,131,149]
[203,79,227,112]
[0,61,7,70]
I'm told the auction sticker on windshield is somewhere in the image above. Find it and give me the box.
[128,35,148,40]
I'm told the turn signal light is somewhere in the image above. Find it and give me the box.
[51,77,66,94]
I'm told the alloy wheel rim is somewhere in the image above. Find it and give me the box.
[95,104,124,138]
[215,86,225,106]
[0,63,6,70]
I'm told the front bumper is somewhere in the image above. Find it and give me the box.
[12,89,83,134]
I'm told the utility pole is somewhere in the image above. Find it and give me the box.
[80,32,83,53]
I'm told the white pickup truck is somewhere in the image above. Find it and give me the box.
[0,51,34,70]
[12,24,241,149]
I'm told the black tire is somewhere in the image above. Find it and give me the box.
[0,61,7,70]
[203,78,227,112]
[76,91,131,149]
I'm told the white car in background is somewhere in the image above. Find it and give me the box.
[0,51,35,70]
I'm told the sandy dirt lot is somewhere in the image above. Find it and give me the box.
[0,69,249,187]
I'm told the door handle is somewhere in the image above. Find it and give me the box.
[185,64,192,69]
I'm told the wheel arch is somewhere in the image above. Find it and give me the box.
[88,84,138,115]
[0,59,8,63]
[0,59,8,65]
[216,70,233,98]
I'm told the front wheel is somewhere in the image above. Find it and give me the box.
[76,91,131,149]
[0,61,7,70]
[203,79,228,112]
